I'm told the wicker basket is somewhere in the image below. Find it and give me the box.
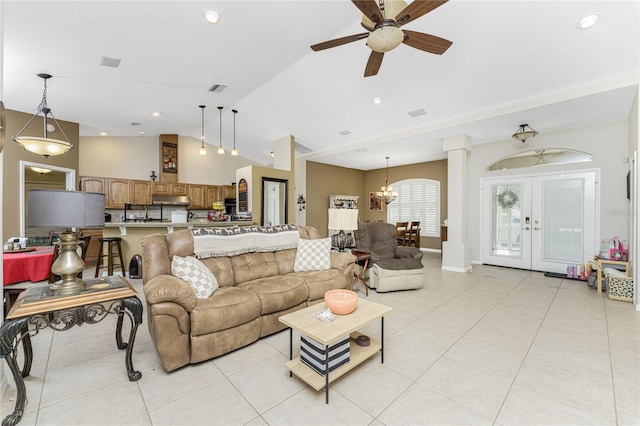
[603,268,634,302]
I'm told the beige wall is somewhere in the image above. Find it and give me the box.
[3,109,80,238]
[80,135,259,185]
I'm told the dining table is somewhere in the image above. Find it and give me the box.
[3,246,55,286]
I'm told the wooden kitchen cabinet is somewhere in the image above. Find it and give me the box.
[106,178,130,208]
[205,185,222,207]
[188,184,206,209]
[79,228,103,263]
[152,182,170,195]
[223,185,236,199]
[80,176,106,194]
[170,183,188,196]
[130,180,152,204]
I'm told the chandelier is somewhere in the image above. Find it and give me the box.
[377,156,397,204]
[512,124,539,143]
[13,73,73,157]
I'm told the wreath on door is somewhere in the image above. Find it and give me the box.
[497,190,518,210]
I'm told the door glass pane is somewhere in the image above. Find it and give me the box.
[542,178,583,263]
[490,183,523,257]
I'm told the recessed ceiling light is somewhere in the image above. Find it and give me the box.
[152,111,161,117]
[99,131,107,136]
[204,10,220,24]
[577,14,599,29]
[373,97,382,104]
[138,131,146,135]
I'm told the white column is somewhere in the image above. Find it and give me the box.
[442,134,472,272]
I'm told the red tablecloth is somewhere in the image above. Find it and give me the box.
[3,246,55,286]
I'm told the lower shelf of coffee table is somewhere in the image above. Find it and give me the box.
[285,332,381,391]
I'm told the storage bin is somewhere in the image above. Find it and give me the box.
[603,267,634,302]
[300,334,350,376]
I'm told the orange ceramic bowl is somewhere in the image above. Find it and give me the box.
[324,289,358,315]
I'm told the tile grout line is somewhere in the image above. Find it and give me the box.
[603,297,620,426]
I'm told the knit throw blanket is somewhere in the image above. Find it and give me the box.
[191,224,299,259]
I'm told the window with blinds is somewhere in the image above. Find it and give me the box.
[387,179,440,237]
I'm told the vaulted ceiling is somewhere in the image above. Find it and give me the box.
[3,1,639,170]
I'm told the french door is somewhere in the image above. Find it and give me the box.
[481,171,598,274]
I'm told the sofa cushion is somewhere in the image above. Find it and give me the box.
[295,269,350,301]
[190,287,262,336]
[171,256,219,299]
[232,252,280,285]
[294,238,331,272]
[200,256,235,288]
[274,248,296,275]
[238,275,309,315]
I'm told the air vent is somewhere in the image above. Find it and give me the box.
[130,122,142,126]
[294,141,314,154]
[408,108,427,118]
[338,130,352,135]
[100,56,121,68]
[208,84,228,93]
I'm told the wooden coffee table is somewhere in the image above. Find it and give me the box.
[279,298,392,403]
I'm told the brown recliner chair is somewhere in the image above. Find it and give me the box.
[355,222,424,292]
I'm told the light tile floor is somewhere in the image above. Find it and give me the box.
[2,252,639,425]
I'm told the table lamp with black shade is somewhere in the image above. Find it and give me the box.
[328,208,359,251]
[27,189,105,293]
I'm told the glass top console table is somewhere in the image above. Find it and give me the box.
[0,276,143,426]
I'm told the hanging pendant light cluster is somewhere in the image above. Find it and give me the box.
[217,106,225,154]
[231,109,238,156]
[198,105,207,155]
[13,73,73,158]
[377,156,397,205]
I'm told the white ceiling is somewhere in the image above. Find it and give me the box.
[3,1,639,171]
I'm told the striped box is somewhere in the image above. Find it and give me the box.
[300,335,350,376]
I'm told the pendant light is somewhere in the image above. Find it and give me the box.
[198,105,207,155]
[377,156,397,204]
[13,73,73,157]
[217,106,225,154]
[231,109,238,156]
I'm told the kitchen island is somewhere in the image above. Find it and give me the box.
[102,221,255,273]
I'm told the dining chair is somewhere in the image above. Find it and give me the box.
[48,231,61,245]
[407,221,420,248]
[395,222,408,246]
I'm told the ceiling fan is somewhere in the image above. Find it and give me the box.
[311,0,453,77]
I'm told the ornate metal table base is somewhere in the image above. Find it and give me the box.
[0,297,143,426]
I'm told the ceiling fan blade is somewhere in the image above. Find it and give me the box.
[311,33,369,52]
[352,0,384,25]
[402,30,452,54]
[395,0,448,27]
[364,51,384,77]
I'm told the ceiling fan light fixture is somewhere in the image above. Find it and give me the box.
[577,14,599,29]
[512,124,539,143]
[204,10,220,25]
[13,73,73,158]
[367,26,404,53]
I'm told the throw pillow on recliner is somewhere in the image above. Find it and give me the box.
[171,255,219,299]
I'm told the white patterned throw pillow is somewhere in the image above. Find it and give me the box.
[294,238,331,272]
[171,256,218,299]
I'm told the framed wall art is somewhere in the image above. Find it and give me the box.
[369,192,382,211]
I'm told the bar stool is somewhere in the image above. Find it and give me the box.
[94,237,126,277]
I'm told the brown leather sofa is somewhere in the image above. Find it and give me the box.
[141,226,356,372]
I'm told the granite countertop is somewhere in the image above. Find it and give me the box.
[104,221,255,228]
